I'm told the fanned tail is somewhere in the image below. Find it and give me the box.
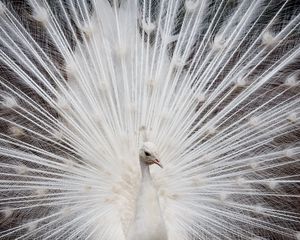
[0,0,299,240]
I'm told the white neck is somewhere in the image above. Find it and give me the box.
[140,159,151,180]
[127,157,168,240]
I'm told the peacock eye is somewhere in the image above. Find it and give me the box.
[144,151,151,156]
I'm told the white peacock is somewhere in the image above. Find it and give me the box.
[0,0,299,240]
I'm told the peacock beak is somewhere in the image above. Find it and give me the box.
[153,159,163,168]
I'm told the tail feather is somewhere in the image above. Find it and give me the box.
[0,0,299,239]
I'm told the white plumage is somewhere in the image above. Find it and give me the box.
[0,0,300,240]
[127,142,167,240]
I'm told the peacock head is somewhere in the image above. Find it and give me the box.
[139,142,163,168]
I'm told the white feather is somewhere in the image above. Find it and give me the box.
[0,0,299,240]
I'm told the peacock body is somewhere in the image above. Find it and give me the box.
[0,0,299,239]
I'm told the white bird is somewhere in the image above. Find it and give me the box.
[0,0,299,240]
[127,142,168,240]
